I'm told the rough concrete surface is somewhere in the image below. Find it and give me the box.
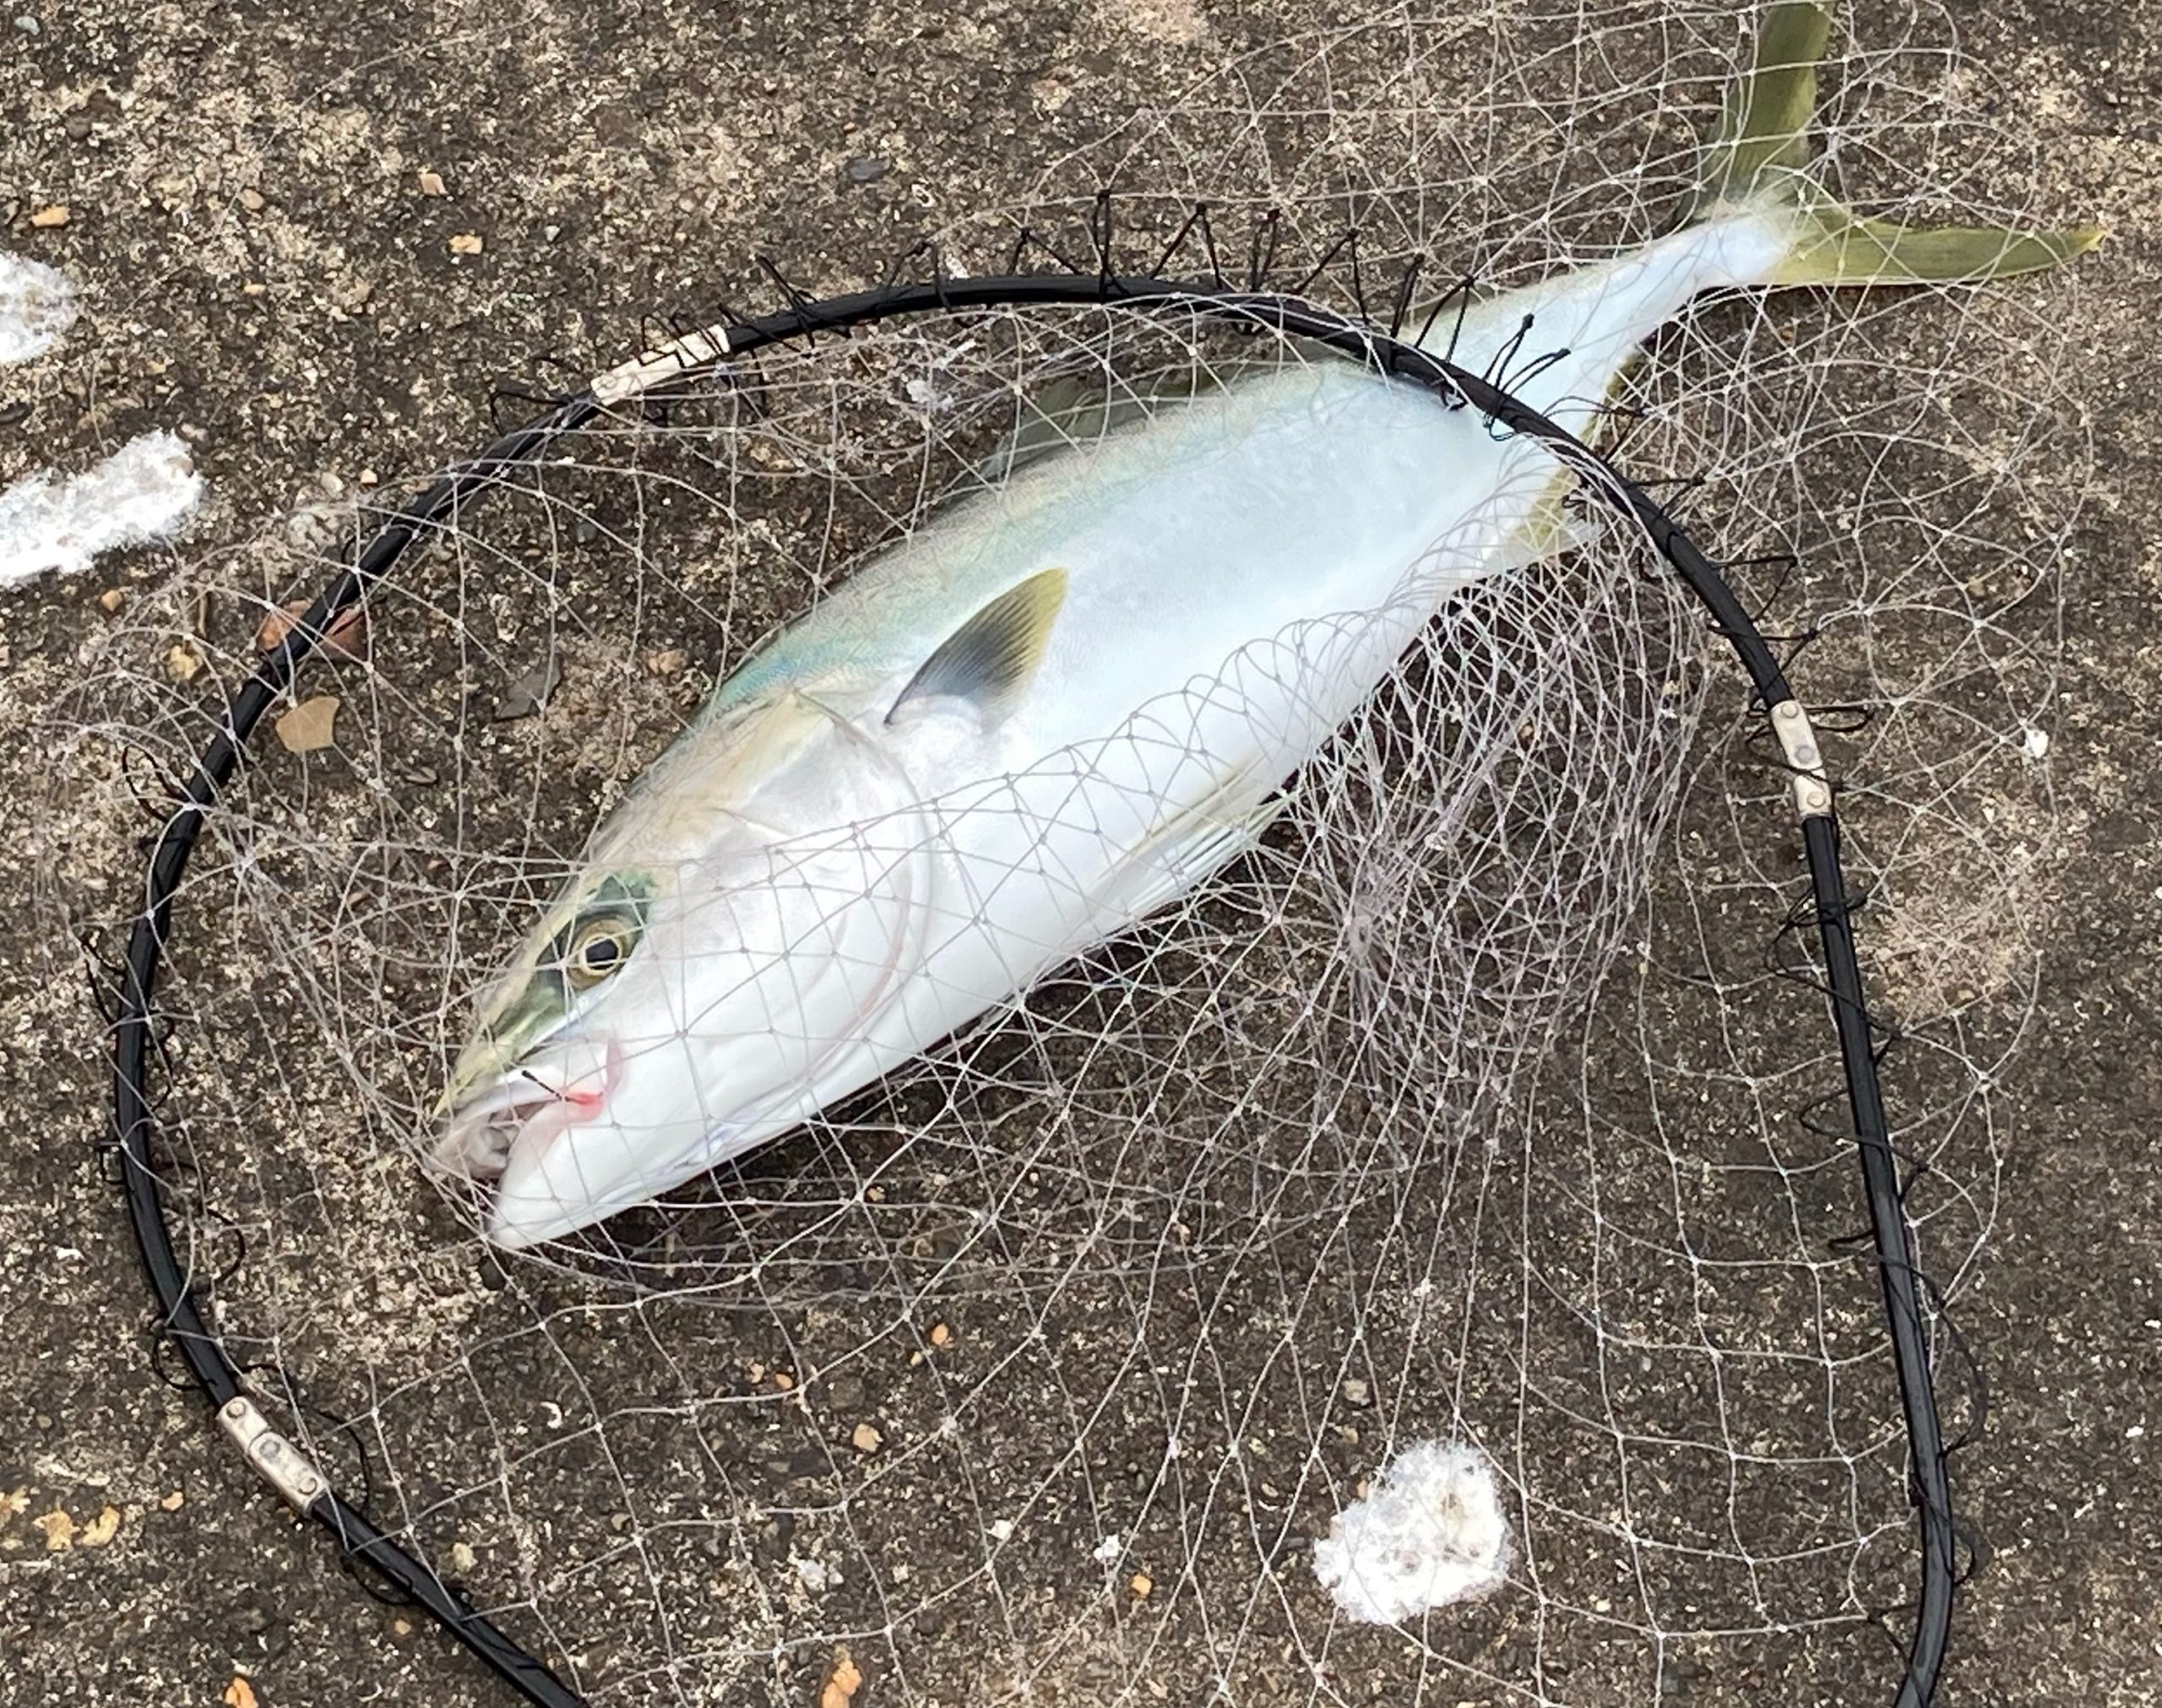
[0,1,2156,1705]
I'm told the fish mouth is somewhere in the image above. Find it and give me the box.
[429,1038,621,1190]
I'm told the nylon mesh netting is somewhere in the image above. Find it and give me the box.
[51,4,2087,1701]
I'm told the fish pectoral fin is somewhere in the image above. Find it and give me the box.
[887,567,1067,726]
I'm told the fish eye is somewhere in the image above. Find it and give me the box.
[564,919,634,990]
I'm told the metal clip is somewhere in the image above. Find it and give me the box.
[590,322,734,406]
[1770,698,1833,820]
[217,1396,329,1513]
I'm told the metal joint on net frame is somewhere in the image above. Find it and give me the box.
[107,268,1958,1708]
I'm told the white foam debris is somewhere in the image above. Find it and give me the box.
[0,252,78,365]
[2019,726,2050,762]
[0,430,206,587]
[1313,1440,1511,1624]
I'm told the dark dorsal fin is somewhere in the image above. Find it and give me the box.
[887,567,1067,725]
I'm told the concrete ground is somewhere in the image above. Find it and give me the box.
[0,1,2155,1705]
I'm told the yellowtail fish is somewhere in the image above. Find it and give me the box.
[432,2,2096,1247]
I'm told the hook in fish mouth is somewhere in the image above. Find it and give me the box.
[429,1050,615,1185]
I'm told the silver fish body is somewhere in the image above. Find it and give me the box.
[432,2,2099,1245]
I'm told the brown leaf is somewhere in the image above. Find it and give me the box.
[79,1505,121,1547]
[274,695,340,754]
[223,1678,259,1708]
[35,1509,76,1551]
[818,1650,862,1708]
[257,599,367,660]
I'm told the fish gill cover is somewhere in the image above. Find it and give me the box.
[48,3,2089,1702]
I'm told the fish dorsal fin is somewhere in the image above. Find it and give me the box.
[887,567,1067,725]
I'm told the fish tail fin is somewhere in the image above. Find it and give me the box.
[1692,0,2103,286]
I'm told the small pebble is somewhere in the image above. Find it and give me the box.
[29,204,69,228]
[1129,1570,1154,1598]
[1340,1376,1371,1408]
[97,588,125,613]
[845,156,888,184]
[14,15,40,35]
[418,170,447,197]
[62,114,90,140]
[448,232,483,255]
[850,1422,883,1454]
[929,1322,952,1347]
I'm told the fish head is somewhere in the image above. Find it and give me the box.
[431,690,934,1248]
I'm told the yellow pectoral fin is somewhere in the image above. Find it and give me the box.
[887,567,1068,724]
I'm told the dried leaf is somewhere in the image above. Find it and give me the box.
[644,648,687,676]
[819,1650,863,1708]
[35,1508,76,1551]
[223,1678,258,1708]
[159,1490,185,1511]
[164,642,203,683]
[274,695,340,754]
[448,232,483,256]
[257,599,366,660]
[492,657,562,720]
[0,1486,28,1527]
[29,204,70,228]
[850,1422,883,1454]
[79,1505,121,1547]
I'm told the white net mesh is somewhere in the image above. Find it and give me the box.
[50,3,2087,1703]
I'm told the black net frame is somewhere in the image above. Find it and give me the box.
[102,269,1955,1708]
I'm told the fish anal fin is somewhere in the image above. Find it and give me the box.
[888,567,1067,724]
[1109,777,1285,924]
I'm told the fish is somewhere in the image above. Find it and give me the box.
[431,2,2099,1248]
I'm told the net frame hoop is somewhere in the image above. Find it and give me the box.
[105,270,1954,1708]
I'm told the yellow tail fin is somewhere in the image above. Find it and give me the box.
[1696,1,2102,285]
